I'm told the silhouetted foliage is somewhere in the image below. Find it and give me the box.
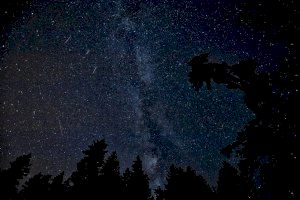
[188,52,298,200]
[0,140,153,199]
[0,154,31,200]
[19,173,51,200]
[123,156,152,200]
[100,151,123,199]
[156,165,215,200]
[49,172,65,199]
[217,162,248,200]
[17,172,66,200]
[68,139,107,199]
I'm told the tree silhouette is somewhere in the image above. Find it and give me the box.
[19,173,51,200]
[0,140,220,200]
[156,165,215,200]
[123,156,152,200]
[217,162,248,200]
[68,139,107,199]
[188,53,298,199]
[0,154,31,200]
[100,151,123,199]
[49,172,65,199]
[3,132,295,200]
[17,171,66,200]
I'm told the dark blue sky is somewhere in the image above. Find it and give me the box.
[0,0,287,187]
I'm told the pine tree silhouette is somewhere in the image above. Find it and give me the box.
[100,151,123,199]
[156,165,215,200]
[49,172,65,199]
[19,173,51,200]
[217,162,248,200]
[0,154,31,200]
[68,139,107,199]
[123,156,152,200]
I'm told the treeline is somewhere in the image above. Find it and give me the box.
[1,139,249,200]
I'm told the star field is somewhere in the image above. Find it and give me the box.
[1,0,289,187]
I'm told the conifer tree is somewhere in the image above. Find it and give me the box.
[0,154,31,200]
[123,156,152,200]
[156,164,215,200]
[100,151,122,199]
[68,139,107,199]
[19,173,51,200]
[217,162,248,200]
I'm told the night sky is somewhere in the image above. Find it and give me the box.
[0,0,288,188]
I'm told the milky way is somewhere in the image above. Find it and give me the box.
[2,0,286,187]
